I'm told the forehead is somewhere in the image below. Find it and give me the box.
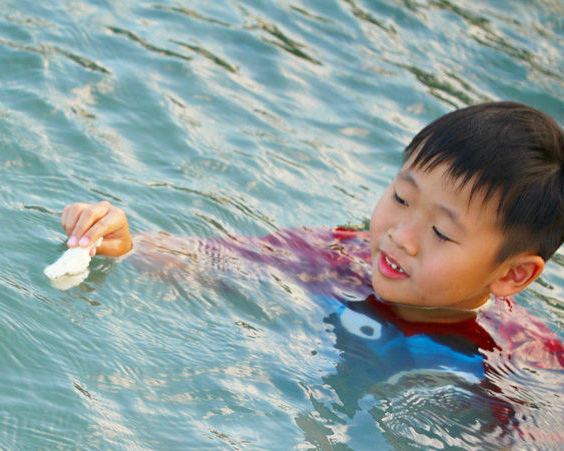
[398,160,502,228]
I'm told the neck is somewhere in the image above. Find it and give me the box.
[387,296,493,323]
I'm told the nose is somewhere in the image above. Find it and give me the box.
[388,221,420,256]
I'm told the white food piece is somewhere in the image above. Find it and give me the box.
[44,238,103,280]
[48,270,90,291]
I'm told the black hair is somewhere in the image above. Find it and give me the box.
[404,101,564,262]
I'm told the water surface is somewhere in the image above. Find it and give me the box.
[0,0,563,450]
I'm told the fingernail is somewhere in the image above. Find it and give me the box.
[79,237,90,247]
[67,236,77,246]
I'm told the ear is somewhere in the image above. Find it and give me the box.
[489,254,545,298]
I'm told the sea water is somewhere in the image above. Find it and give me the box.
[0,0,563,450]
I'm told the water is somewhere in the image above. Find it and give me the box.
[0,0,563,449]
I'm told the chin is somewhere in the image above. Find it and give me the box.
[371,277,398,303]
[371,275,422,306]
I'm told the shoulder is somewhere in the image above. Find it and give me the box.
[478,296,564,369]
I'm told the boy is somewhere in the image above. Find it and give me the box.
[62,101,564,319]
[59,102,564,440]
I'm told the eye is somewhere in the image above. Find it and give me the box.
[433,226,452,242]
[393,191,408,206]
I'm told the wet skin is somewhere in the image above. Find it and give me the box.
[369,160,514,320]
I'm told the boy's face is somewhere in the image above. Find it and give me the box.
[369,159,508,311]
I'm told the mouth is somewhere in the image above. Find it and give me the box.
[377,251,409,279]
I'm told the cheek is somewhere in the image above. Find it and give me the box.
[369,205,383,243]
[417,250,488,296]
[416,251,461,292]
[369,195,391,235]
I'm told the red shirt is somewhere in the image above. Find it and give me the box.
[133,226,564,444]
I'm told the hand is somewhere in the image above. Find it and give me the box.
[61,201,133,257]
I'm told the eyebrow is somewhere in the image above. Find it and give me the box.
[396,170,466,232]
[397,171,419,189]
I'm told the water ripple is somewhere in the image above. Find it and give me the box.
[171,40,239,73]
[0,37,111,74]
[106,26,192,62]
[343,0,397,34]
[0,0,563,449]
[145,181,277,231]
[150,4,235,28]
[245,12,322,65]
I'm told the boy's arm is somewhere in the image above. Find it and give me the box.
[60,201,372,292]
[62,201,133,257]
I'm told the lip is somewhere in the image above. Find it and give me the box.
[377,251,409,280]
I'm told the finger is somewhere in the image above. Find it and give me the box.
[70,202,111,245]
[61,205,69,232]
[80,208,123,247]
[62,203,88,237]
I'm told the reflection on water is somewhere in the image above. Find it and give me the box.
[107,26,193,62]
[0,0,563,450]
